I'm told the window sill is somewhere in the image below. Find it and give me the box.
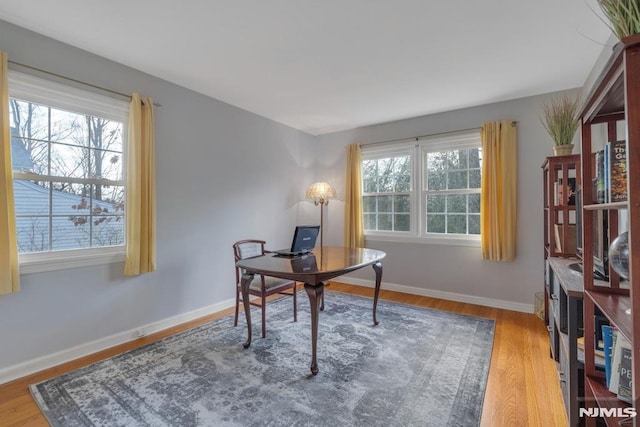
[365,233,481,247]
[19,247,125,275]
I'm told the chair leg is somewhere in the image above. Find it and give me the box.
[321,290,325,311]
[293,283,297,322]
[234,286,240,326]
[261,295,267,338]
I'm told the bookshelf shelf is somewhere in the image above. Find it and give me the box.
[583,202,628,211]
[585,375,631,426]
[586,290,632,342]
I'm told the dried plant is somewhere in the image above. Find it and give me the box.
[598,0,640,39]
[540,96,580,146]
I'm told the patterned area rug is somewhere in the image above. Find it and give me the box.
[31,291,495,426]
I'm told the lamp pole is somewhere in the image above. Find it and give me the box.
[315,198,327,249]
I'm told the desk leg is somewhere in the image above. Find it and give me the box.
[304,282,324,376]
[372,262,383,326]
[241,273,254,349]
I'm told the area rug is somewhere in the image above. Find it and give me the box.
[30,291,495,426]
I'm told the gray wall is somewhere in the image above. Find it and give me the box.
[0,20,317,374]
[314,90,582,309]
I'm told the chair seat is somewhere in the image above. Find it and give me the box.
[241,275,295,293]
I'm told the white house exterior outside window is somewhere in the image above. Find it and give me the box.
[8,71,128,273]
[361,130,482,246]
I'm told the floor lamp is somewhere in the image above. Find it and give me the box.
[305,182,336,249]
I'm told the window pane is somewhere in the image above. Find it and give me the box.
[50,108,87,147]
[364,213,376,230]
[447,149,468,169]
[447,194,466,213]
[363,196,377,212]
[14,180,50,216]
[427,171,446,191]
[394,156,411,192]
[427,214,445,233]
[16,216,50,253]
[394,195,410,213]
[469,148,482,168]
[50,142,88,179]
[427,195,445,213]
[469,169,481,188]
[378,195,392,212]
[394,214,410,231]
[92,215,124,247]
[427,152,447,172]
[15,139,48,175]
[362,160,378,193]
[469,193,480,213]
[377,158,394,192]
[447,170,468,189]
[52,216,90,250]
[378,213,392,231]
[89,118,123,180]
[447,214,466,234]
[469,214,481,234]
[9,99,49,141]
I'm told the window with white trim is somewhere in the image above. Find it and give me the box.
[361,130,482,243]
[8,72,128,259]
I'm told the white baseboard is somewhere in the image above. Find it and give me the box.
[1,280,532,385]
[334,275,534,314]
[0,298,236,385]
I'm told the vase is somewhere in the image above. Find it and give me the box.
[553,144,574,156]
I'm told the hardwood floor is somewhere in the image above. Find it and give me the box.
[0,282,567,426]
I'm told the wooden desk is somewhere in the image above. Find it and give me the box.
[236,246,386,375]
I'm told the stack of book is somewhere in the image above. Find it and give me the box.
[594,140,628,204]
[601,325,633,404]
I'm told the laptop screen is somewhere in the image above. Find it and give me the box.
[291,225,320,252]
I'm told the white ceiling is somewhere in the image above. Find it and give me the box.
[0,0,613,135]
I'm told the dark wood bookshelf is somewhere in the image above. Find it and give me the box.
[578,33,640,426]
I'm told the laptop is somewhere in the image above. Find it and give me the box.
[273,225,320,257]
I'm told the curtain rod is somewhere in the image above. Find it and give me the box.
[359,121,518,147]
[8,60,162,107]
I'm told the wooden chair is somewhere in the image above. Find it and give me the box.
[233,239,297,338]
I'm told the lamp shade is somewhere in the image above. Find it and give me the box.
[305,182,336,202]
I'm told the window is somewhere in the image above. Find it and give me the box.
[362,149,412,233]
[361,130,482,244]
[8,72,128,271]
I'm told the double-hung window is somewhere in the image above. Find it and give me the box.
[361,130,482,244]
[8,72,128,271]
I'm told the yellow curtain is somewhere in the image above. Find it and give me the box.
[124,93,156,275]
[344,143,364,248]
[480,120,517,261]
[0,52,20,295]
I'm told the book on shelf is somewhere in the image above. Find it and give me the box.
[604,144,610,203]
[602,325,614,387]
[617,346,633,404]
[596,149,606,203]
[608,140,627,203]
[609,330,631,394]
